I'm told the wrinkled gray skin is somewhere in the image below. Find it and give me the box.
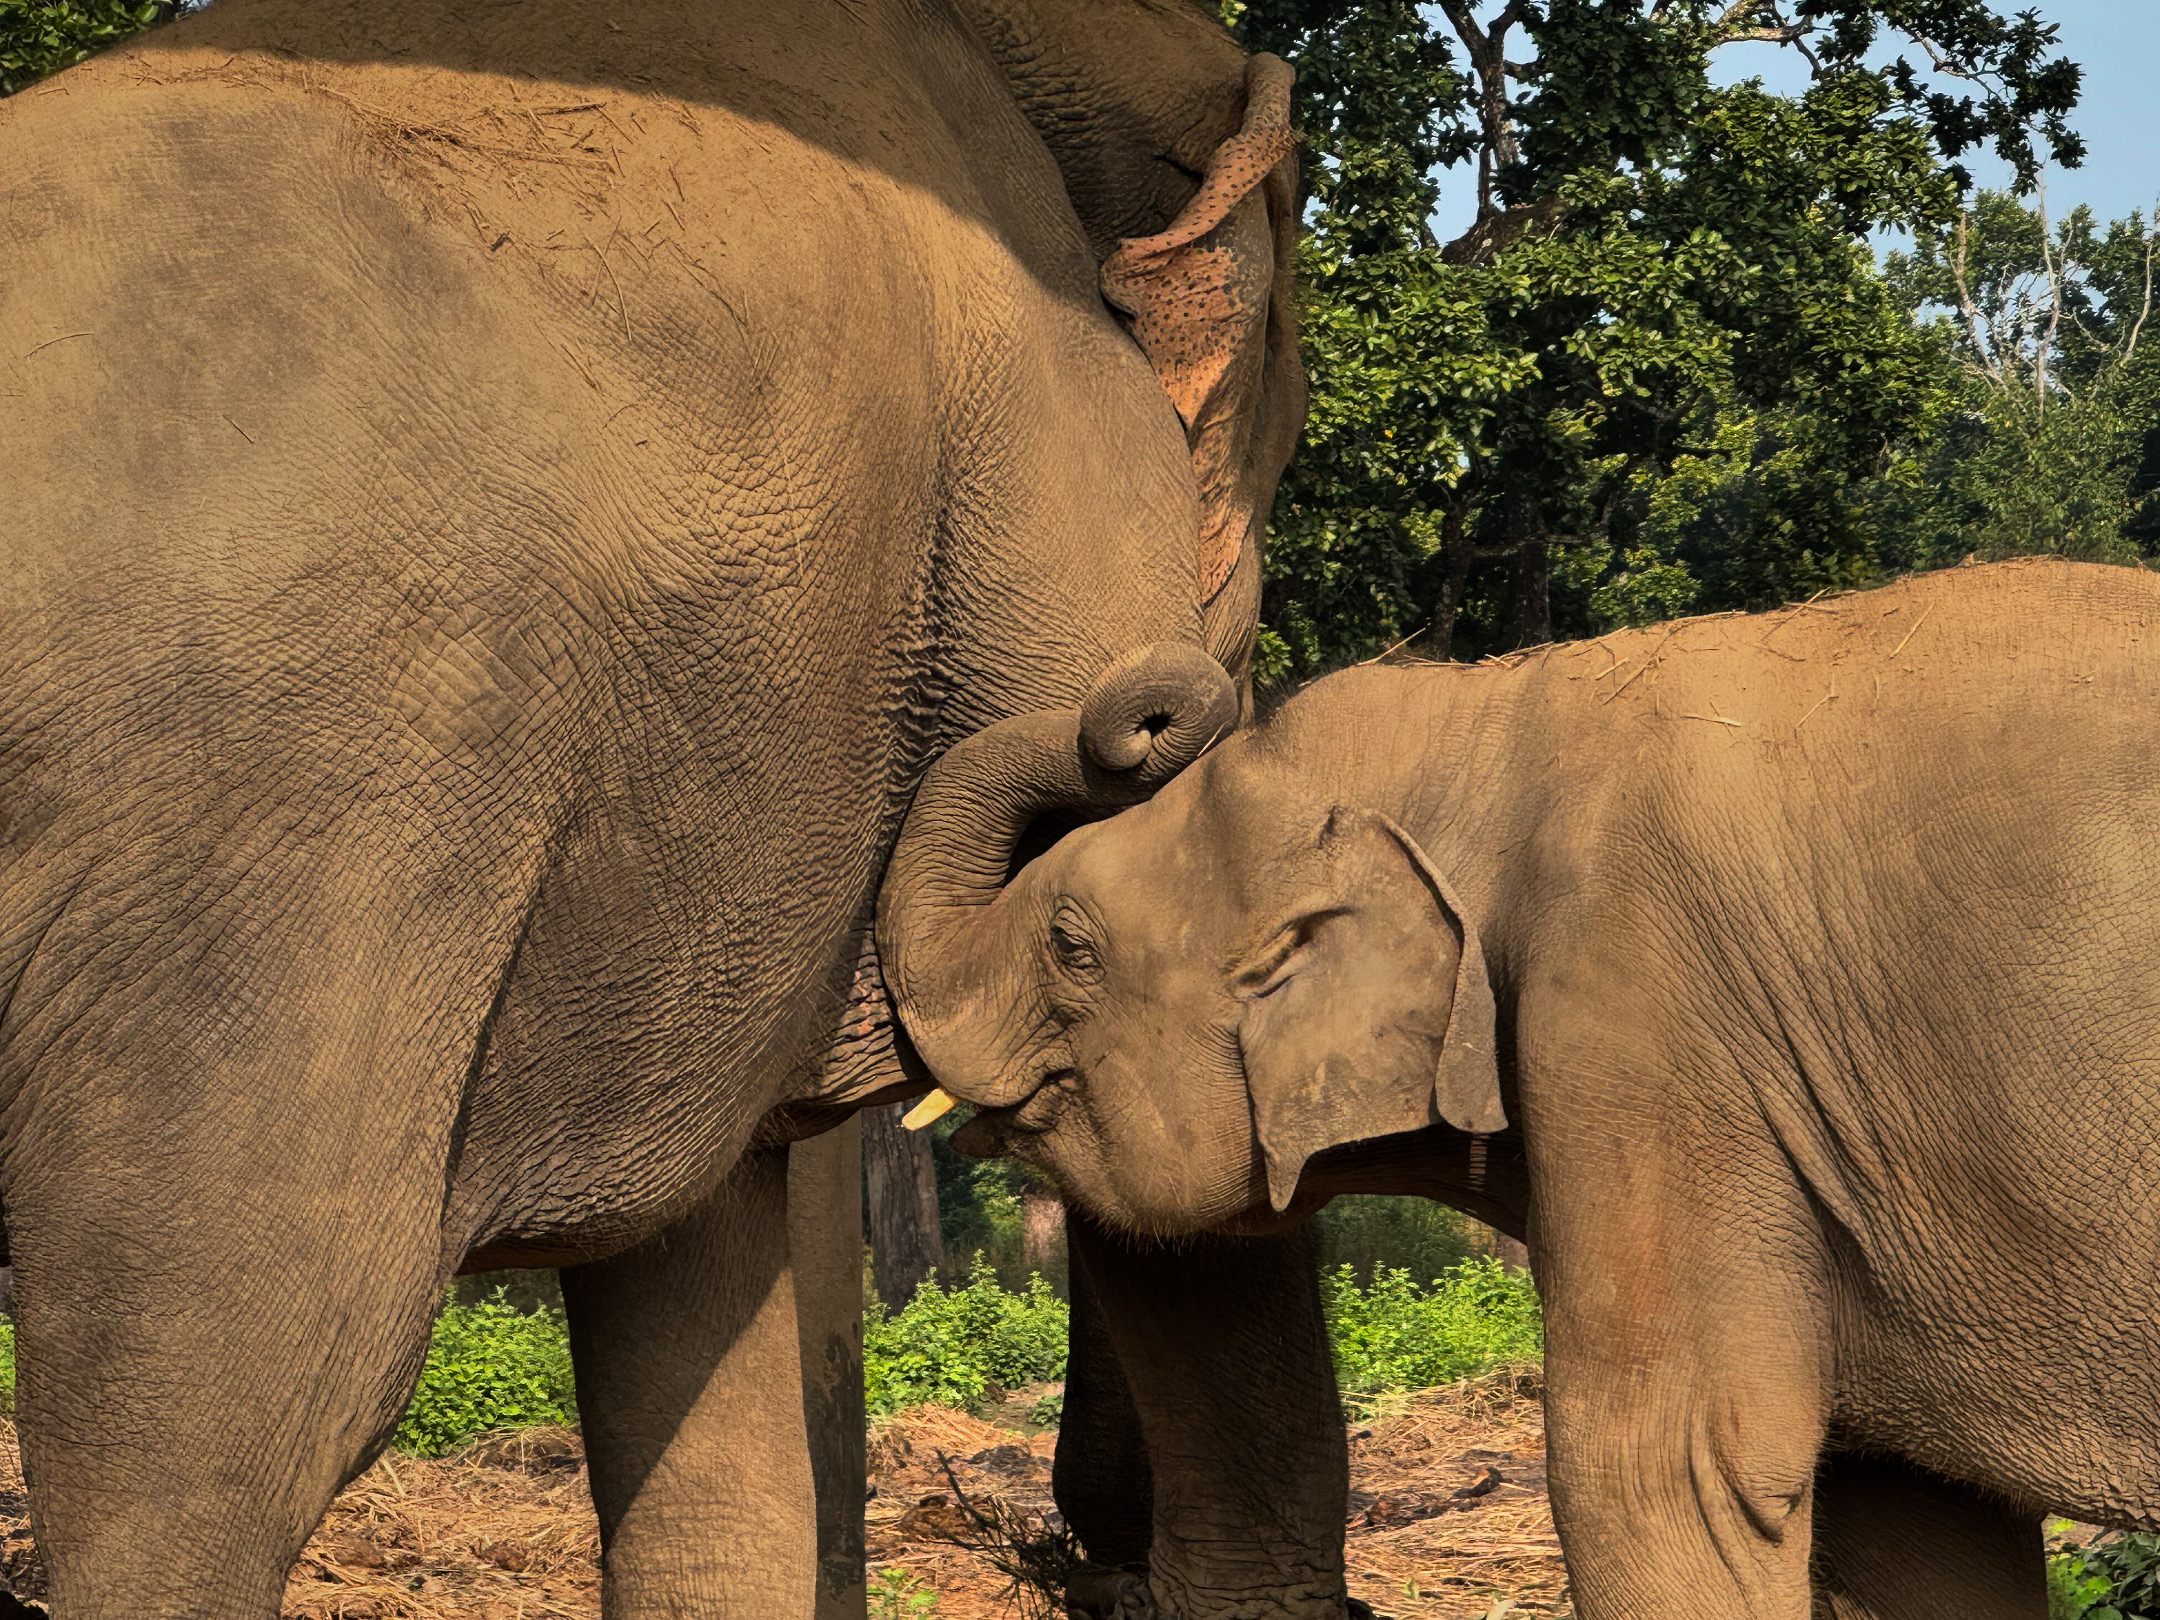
[0,0,1320,1614]
[880,558,2160,1618]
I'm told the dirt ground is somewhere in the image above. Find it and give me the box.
[0,1371,1566,1620]
[870,1369,1565,1620]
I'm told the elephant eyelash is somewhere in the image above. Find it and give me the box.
[1048,902,1105,981]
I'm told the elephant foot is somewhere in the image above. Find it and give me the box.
[1067,1563,1156,1620]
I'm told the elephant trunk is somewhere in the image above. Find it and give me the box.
[877,644,1237,1093]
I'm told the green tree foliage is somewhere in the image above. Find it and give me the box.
[1884,190,2160,566]
[1323,1257,1544,1395]
[863,1261,1069,1418]
[1225,0,2084,675]
[0,0,174,95]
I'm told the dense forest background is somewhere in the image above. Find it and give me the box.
[3,0,2127,1297]
[1231,0,2130,677]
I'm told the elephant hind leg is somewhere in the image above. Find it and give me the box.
[1,830,534,1617]
[11,1129,456,1619]
[561,1145,822,1619]
[1813,1452,2046,1620]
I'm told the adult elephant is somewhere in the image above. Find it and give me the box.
[0,0,1310,1611]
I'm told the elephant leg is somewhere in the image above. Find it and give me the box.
[562,1145,818,1620]
[9,1081,456,1619]
[1538,1195,1827,1620]
[787,1123,868,1620]
[1063,1212,1346,1620]
[1055,1225,1155,1619]
[1813,1453,2046,1620]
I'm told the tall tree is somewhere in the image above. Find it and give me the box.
[863,1103,945,1311]
[1226,0,2084,672]
[1883,189,2160,565]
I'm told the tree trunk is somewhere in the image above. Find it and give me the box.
[1021,1186,1066,1277]
[1504,500,1550,651]
[1430,495,1478,659]
[862,1102,944,1310]
[1505,545,1550,650]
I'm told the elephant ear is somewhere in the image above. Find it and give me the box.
[1236,809,1505,1213]
[1100,53,1305,675]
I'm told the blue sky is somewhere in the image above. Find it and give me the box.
[1426,1,2160,244]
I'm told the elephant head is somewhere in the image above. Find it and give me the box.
[876,654,1507,1233]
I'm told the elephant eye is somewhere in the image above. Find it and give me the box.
[1048,902,1104,982]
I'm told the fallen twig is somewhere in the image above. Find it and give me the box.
[20,331,89,359]
[1889,602,1935,660]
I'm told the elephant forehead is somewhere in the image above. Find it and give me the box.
[1081,794,1220,896]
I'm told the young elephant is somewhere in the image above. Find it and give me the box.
[876,557,2160,1620]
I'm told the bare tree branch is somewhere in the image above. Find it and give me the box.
[2036,177,2061,414]
[1704,2,1821,71]
[1951,211,2002,386]
[1912,32,1986,88]
[2126,205,2158,367]
[1437,0,1526,222]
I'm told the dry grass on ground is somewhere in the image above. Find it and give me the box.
[0,1374,1565,1620]
[1339,1369,1566,1619]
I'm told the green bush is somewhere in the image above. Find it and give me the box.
[1323,1258,1543,1397]
[0,1319,14,1415]
[393,1289,577,1457]
[2051,1524,2160,1620]
[864,1259,1068,1418]
[869,1566,940,1620]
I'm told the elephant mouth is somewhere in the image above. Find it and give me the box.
[949,1069,1080,1156]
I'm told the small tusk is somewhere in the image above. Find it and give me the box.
[901,1089,958,1131]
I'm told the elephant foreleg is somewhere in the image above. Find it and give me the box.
[1813,1453,2046,1620]
[1056,1225,1155,1620]
[1062,1212,1347,1620]
[1538,1177,1828,1620]
[562,1145,819,1620]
